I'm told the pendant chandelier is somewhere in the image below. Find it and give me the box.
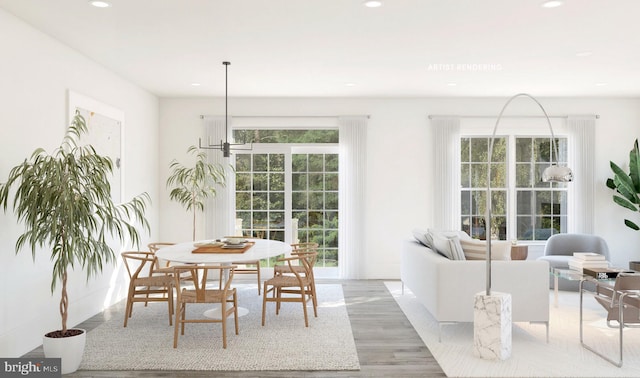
[199,61,252,157]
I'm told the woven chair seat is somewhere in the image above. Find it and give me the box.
[134,275,174,287]
[274,264,306,275]
[179,288,237,303]
[265,275,312,288]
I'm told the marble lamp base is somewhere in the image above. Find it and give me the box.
[473,291,512,360]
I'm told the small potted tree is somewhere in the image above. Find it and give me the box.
[166,145,226,241]
[0,111,149,374]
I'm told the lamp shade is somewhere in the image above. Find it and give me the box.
[542,164,573,182]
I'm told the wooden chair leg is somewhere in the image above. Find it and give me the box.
[233,292,239,335]
[262,282,268,326]
[310,283,318,317]
[257,263,261,295]
[180,306,186,335]
[221,301,227,349]
[173,305,182,348]
[123,300,131,327]
[167,284,174,326]
[123,285,134,327]
[301,287,309,327]
[276,287,282,315]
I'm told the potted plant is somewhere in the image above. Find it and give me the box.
[606,138,640,270]
[0,111,150,374]
[606,138,640,230]
[166,145,226,241]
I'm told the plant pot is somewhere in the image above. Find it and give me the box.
[630,261,640,272]
[42,329,86,375]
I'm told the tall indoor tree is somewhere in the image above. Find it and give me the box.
[0,111,150,336]
[166,145,226,240]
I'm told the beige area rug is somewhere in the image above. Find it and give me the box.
[386,281,640,377]
[80,284,360,371]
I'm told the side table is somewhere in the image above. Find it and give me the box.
[511,245,528,260]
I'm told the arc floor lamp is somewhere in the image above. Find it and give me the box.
[485,92,573,295]
[476,93,573,361]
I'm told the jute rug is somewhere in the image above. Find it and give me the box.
[80,284,360,371]
[386,281,640,377]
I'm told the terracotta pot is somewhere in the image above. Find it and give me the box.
[42,329,86,374]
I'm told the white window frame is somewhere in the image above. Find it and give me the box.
[460,117,570,245]
[460,134,569,242]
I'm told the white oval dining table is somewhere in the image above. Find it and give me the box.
[155,238,292,318]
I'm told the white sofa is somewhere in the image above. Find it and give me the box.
[401,239,550,339]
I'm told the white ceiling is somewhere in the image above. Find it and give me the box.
[1,0,639,98]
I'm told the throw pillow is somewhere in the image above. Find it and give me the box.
[459,238,512,260]
[427,228,472,241]
[411,228,431,248]
[430,231,466,260]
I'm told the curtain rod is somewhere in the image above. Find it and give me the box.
[427,114,599,119]
[200,115,370,119]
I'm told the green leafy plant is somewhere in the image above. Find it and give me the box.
[0,111,150,336]
[606,138,640,231]
[166,146,226,241]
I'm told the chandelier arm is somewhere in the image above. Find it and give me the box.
[199,61,252,157]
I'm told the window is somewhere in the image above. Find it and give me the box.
[460,135,568,241]
[292,153,339,267]
[233,129,339,268]
[235,153,285,242]
[515,137,568,241]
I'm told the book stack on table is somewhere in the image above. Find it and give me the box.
[583,267,633,280]
[568,252,609,272]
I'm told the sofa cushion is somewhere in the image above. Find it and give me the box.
[425,229,471,246]
[412,228,431,248]
[430,232,466,260]
[459,238,511,260]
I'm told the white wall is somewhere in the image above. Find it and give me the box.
[160,96,640,279]
[0,9,160,357]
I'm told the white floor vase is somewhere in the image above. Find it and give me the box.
[42,329,86,375]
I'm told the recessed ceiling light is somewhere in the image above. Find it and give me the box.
[595,82,608,86]
[89,1,111,8]
[541,1,564,8]
[447,82,457,87]
[191,83,201,87]
[345,83,356,87]
[363,1,382,8]
[575,51,593,57]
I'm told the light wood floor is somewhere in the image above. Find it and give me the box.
[23,280,445,377]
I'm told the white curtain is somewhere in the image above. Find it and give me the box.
[431,117,461,230]
[567,116,596,234]
[338,116,367,279]
[203,115,235,239]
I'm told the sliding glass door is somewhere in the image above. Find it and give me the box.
[234,146,339,269]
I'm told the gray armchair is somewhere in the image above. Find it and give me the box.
[537,233,610,291]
